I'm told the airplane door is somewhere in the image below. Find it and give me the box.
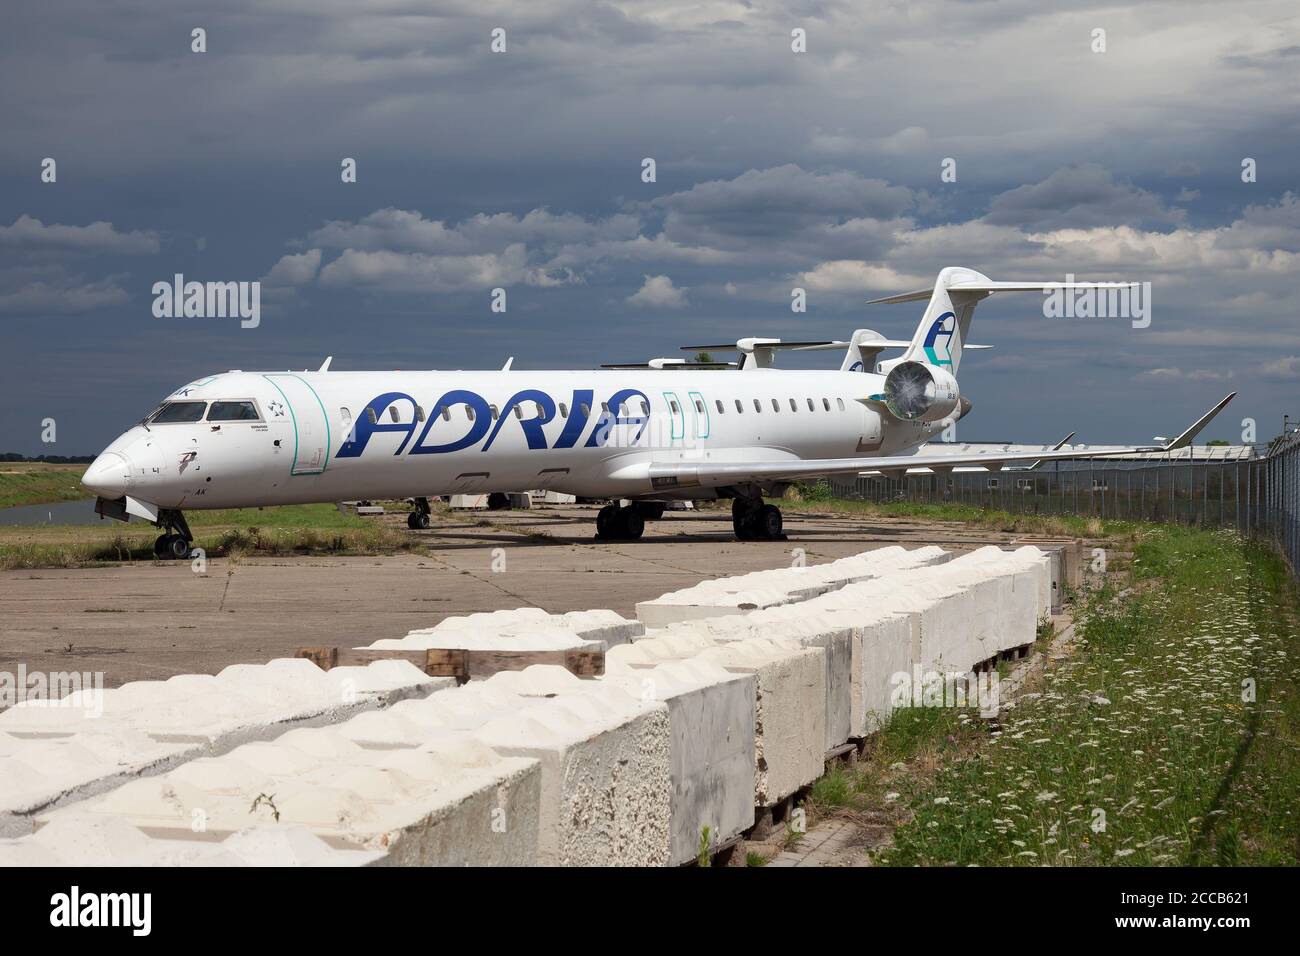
[662,391,685,444]
[263,374,331,475]
[688,390,710,440]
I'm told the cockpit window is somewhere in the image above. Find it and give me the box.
[207,400,260,422]
[150,401,207,424]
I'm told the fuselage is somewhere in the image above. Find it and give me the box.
[82,367,955,510]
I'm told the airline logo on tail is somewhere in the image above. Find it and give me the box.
[922,311,957,368]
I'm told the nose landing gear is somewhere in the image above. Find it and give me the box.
[153,509,195,559]
[406,497,431,530]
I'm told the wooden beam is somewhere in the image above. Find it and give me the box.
[294,645,605,682]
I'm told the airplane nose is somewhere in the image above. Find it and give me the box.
[82,452,130,498]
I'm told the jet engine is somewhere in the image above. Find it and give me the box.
[883,361,961,422]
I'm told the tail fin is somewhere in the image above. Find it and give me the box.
[869,267,1138,377]
[838,329,913,373]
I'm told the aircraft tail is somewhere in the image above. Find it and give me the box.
[868,267,1138,378]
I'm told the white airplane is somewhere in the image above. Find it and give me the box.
[82,267,1234,557]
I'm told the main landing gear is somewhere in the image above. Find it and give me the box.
[407,497,431,530]
[732,496,784,541]
[153,508,194,560]
[595,501,663,541]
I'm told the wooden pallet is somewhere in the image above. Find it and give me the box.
[296,645,604,683]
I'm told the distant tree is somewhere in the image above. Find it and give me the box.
[1205,439,1229,446]
[693,351,714,364]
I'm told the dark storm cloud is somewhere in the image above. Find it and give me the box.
[2,0,1299,454]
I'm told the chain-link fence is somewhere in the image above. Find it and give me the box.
[826,434,1300,576]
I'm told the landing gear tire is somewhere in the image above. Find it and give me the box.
[487,492,510,511]
[596,504,644,540]
[407,511,429,530]
[596,504,617,538]
[620,509,645,540]
[757,504,783,540]
[731,498,783,541]
[154,534,191,560]
[634,502,666,521]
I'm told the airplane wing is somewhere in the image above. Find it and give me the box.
[643,394,1235,488]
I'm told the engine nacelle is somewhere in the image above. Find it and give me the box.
[883,361,961,422]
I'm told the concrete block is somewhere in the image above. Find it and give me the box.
[620,633,824,807]
[449,494,488,509]
[39,728,542,867]
[635,544,948,626]
[469,679,673,866]
[695,639,825,806]
[0,813,385,866]
[0,659,449,836]
[381,608,641,653]
[746,609,853,751]
[603,660,756,864]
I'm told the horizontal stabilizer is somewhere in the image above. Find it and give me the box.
[868,281,1139,305]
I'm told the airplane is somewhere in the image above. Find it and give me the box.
[81,267,1235,557]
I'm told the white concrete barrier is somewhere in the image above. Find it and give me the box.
[374,608,642,652]
[37,728,542,866]
[488,662,757,865]
[0,659,448,837]
[611,635,825,807]
[339,678,674,866]
[635,545,948,625]
[0,814,385,866]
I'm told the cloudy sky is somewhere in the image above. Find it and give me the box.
[2,0,1298,455]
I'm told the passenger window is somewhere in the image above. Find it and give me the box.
[366,408,378,424]
[207,400,260,422]
[753,399,761,413]
[440,406,451,422]
[789,398,797,412]
[513,405,523,420]
[735,399,743,413]
[601,402,610,414]
[837,398,845,411]
[694,399,704,414]
[415,405,426,422]
[559,402,568,418]
[466,406,475,421]
[490,404,499,420]
[640,400,650,415]
[715,400,724,414]
[806,398,815,411]
[340,407,352,426]
[822,398,831,411]
[670,400,680,414]
[151,401,207,424]
[389,406,400,423]
[580,402,591,416]
[771,398,779,412]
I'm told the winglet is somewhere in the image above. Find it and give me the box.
[502,357,514,371]
[318,356,333,372]
[1025,430,1077,470]
[1162,393,1236,451]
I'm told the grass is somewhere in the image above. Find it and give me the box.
[772,494,1122,539]
[808,523,1300,866]
[0,503,424,569]
[0,463,87,508]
